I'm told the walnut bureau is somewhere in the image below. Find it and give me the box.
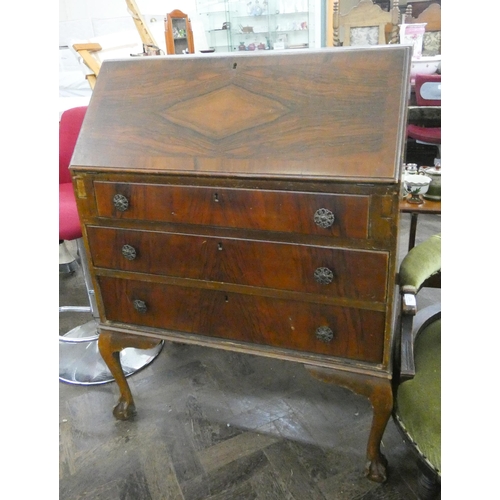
[70,46,411,483]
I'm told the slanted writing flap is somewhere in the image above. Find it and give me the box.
[71,46,411,182]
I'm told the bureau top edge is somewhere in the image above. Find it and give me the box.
[69,165,403,185]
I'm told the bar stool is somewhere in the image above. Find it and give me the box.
[59,106,163,385]
[407,73,441,159]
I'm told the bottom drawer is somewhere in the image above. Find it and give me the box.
[98,276,385,364]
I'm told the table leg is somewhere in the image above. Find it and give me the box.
[305,365,393,483]
[408,212,419,251]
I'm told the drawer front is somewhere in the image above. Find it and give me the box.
[94,182,370,238]
[88,226,388,301]
[98,276,385,363]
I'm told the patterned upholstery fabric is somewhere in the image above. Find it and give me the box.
[422,31,441,56]
[350,26,379,45]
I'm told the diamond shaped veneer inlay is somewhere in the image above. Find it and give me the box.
[163,85,289,139]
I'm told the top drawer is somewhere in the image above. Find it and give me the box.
[94,182,370,239]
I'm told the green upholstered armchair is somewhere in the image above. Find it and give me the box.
[393,234,441,500]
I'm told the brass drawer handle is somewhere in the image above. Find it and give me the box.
[316,326,334,343]
[314,267,334,284]
[122,244,137,260]
[314,208,335,228]
[133,299,147,313]
[113,194,129,211]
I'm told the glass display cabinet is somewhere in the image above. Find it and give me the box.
[196,0,232,53]
[197,0,315,52]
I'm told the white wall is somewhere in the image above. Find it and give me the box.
[58,0,323,102]
[59,0,204,103]
[59,0,198,23]
[59,0,199,48]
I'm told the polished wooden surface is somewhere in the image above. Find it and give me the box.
[92,181,372,238]
[87,227,389,300]
[78,174,399,373]
[400,197,441,214]
[71,46,412,483]
[71,47,411,182]
[99,276,386,362]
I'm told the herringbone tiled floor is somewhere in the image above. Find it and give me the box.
[59,212,441,500]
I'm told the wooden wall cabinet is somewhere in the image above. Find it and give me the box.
[70,46,411,483]
[164,9,195,54]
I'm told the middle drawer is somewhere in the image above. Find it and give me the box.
[87,226,388,301]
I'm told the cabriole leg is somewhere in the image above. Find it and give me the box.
[305,366,393,483]
[98,331,162,420]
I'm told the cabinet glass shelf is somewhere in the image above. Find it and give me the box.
[197,0,315,52]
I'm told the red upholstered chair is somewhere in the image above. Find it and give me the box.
[407,73,441,158]
[59,107,86,242]
[59,107,87,273]
[59,106,163,385]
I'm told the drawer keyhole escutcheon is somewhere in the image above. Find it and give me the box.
[133,299,147,313]
[314,267,334,284]
[213,192,219,202]
[113,194,129,212]
[314,208,335,228]
[218,243,223,251]
[316,326,334,343]
[122,244,137,260]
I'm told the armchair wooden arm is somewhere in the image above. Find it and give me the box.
[397,233,441,379]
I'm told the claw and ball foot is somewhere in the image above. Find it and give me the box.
[305,365,393,483]
[98,330,163,421]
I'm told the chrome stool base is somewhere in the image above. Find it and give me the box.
[59,241,79,274]
[59,320,164,386]
[59,260,78,274]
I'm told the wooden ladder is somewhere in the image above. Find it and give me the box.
[73,0,159,89]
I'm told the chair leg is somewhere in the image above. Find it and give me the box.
[59,238,163,385]
[417,459,440,500]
